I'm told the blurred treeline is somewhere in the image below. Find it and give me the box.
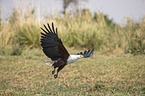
[0,4,145,55]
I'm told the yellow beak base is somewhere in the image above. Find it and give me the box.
[80,55,84,58]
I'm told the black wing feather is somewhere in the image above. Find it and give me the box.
[40,27,48,34]
[51,22,55,33]
[47,23,53,33]
[43,24,50,33]
[77,48,94,58]
[56,28,58,35]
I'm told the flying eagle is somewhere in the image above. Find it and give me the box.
[41,22,94,78]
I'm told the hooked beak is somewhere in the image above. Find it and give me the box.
[80,55,84,58]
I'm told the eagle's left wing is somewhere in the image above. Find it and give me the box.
[41,22,70,61]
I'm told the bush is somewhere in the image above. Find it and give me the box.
[0,44,23,56]
[125,18,145,54]
[16,23,41,48]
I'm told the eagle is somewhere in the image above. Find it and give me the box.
[40,22,94,78]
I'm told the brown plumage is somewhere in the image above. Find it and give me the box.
[41,22,70,78]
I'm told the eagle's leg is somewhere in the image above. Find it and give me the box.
[52,67,56,74]
[54,65,66,79]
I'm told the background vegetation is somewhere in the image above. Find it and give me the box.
[0,2,145,95]
[0,6,145,55]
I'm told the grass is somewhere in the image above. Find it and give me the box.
[0,48,145,95]
[0,2,145,95]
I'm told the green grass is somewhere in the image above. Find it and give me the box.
[0,48,145,95]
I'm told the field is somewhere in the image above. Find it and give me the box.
[0,48,145,95]
[0,2,145,95]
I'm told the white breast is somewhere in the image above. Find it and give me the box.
[67,55,81,64]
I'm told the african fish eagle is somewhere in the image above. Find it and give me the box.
[41,22,94,78]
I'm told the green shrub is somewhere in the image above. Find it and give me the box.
[0,44,23,56]
[16,23,41,48]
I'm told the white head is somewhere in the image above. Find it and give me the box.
[67,55,83,64]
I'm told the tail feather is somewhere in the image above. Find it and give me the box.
[45,61,55,66]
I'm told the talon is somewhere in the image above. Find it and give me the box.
[54,74,58,79]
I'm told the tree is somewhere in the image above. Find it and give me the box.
[62,0,87,14]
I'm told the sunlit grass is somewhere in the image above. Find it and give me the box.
[0,48,145,95]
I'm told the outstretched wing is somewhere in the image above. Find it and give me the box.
[77,48,94,58]
[41,22,70,61]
